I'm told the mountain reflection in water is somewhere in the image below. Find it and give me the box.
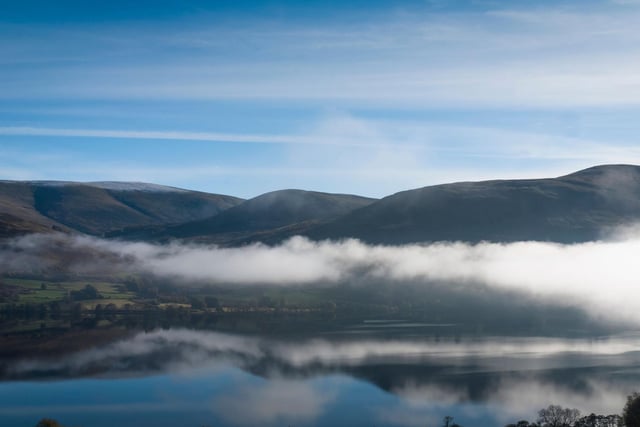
[1,328,640,427]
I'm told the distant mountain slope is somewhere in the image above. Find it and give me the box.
[307,164,640,244]
[118,189,377,242]
[4,165,640,244]
[0,181,243,237]
[0,182,70,236]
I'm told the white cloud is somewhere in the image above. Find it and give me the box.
[0,126,388,147]
[7,232,640,324]
[5,114,640,199]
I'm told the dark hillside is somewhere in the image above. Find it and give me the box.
[307,165,640,244]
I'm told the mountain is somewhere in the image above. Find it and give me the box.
[0,182,71,237]
[0,181,243,237]
[4,165,640,244]
[113,189,377,243]
[306,164,640,244]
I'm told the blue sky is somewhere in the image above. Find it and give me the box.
[3,0,640,198]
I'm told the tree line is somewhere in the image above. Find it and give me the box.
[504,393,640,427]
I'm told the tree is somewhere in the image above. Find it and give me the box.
[505,421,540,427]
[204,296,219,309]
[38,303,48,320]
[190,297,206,310]
[71,302,83,322]
[574,413,620,427]
[94,303,104,321]
[537,405,580,427]
[104,303,117,321]
[442,415,462,427]
[49,301,61,320]
[258,294,275,308]
[35,419,64,427]
[70,284,101,301]
[624,392,640,427]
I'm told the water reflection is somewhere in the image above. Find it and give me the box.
[1,329,640,426]
[212,378,337,426]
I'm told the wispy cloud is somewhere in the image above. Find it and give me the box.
[4,4,640,108]
[3,3,640,197]
[4,117,640,166]
[0,126,395,147]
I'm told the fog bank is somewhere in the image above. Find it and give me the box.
[2,232,640,322]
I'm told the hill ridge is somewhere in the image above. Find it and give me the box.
[3,164,640,244]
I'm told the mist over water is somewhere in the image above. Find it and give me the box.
[3,231,640,323]
[2,229,640,425]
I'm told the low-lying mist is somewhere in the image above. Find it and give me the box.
[1,231,639,323]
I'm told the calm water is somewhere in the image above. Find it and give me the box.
[2,326,640,427]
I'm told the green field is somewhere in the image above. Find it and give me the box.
[2,278,137,307]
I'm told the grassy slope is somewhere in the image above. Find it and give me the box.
[310,164,640,244]
[0,181,244,237]
[3,278,136,308]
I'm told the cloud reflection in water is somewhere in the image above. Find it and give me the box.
[3,329,640,425]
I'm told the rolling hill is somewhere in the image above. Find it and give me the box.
[0,181,243,237]
[306,164,640,244]
[3,165,640,244]
[112,189,377,243]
